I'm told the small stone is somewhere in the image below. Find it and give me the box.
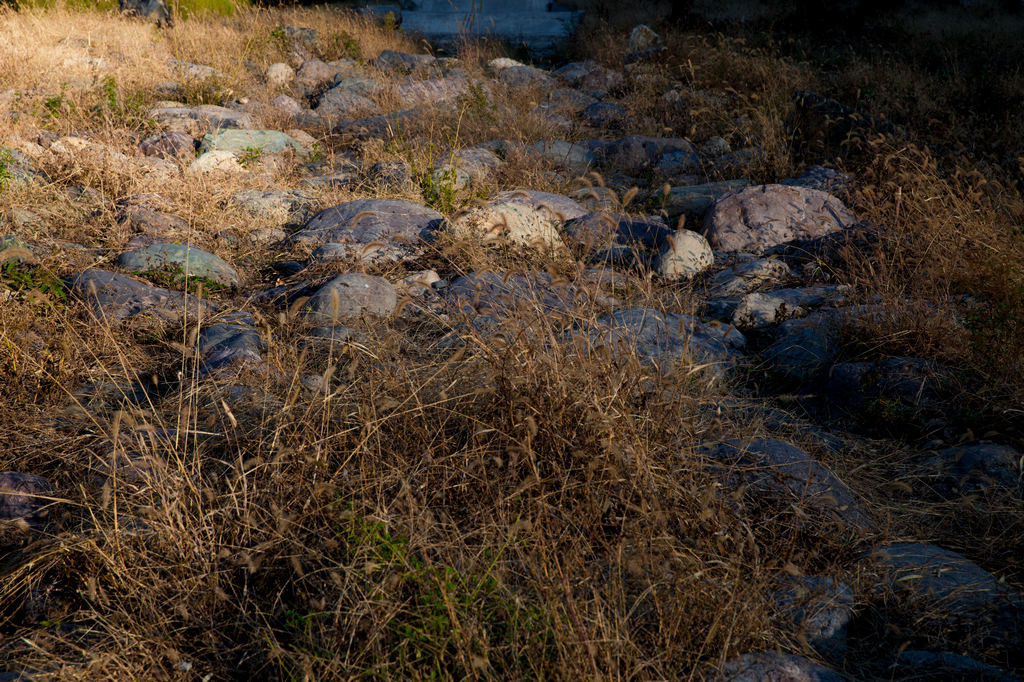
[266,62,294,87]
[654,229,713,280]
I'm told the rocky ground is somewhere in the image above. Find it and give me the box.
[0,6,1021,680]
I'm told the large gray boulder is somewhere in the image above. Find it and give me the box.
[702,184,858,253]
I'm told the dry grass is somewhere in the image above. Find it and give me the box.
[0,1,1021,680]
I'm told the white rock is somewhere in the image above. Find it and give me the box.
[449,201,566,251]
[266,62,294,87]
[189,150,246,175]
[655,229,714,280]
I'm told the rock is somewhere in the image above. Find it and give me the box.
[117,243,239,288]
[138,131,197,159]
[570,186,621,212]
[311,241,412,265]
[863,543,1024,656]
[0,147,39,186]
[0,472,50,520]
[447,201,565,251]
[887,650,1019,682]
[921,442,1023,498]
[395,269,440,297]
[119,0,171,25]
[770,576,855,657]
[527,139,596,169]
[485,57,521,75]
[655,149,703,176]
[563,213,672,252]
[654,229,714,280]
[168,59,222,81]
[292,198,442,247]
[553,60,623,98]
[582,101,627,129]
[393,74,469,108]
[702,184,858,253]
[315,87,378,120]
[230,189,316,228]
[627,24,663,56]
[197,312,264,374]
[429,164,469,191]
[491,189,587,222]
[120,206,188,234]
[732,286,848,328]
[304,273,397,322]
[762,323,841,384]
[597,136,696,173]
[188,150,246,175]
[663,180,751,224]
[375,50,436,75]
[543,87,598,114]
[443,270,617,317]
[497,64,556,88]
[270,94,303,115]
[780,165,851,195]
[0,235,34,264]
[266,62,294,87]
[368,160,414,190]
[792,89,898,152]
[73,269,207,325]
[709,258,792,297]
[707,652,844,682]
[295,58,338,87]
[447,146,503,183]
[198,129,308,158]
[696,438,873,530]
[335,109,418,139]
[825,357,955,429]
[148,104,256,135]
[589,307,745,372]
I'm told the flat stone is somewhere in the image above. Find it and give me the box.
[702,184,858,253]
[117,243,239,288]
[304,273,397,322]
[73,268,207,325]
[198,129,308,158]
[696,438,873,531]
[663,180,751,225]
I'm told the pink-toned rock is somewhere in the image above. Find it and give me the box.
[702,184,857,253]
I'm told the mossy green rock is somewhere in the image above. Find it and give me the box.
[198,129,309,158]
[117,243,239,288]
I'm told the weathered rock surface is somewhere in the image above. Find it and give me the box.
[117,243,239,288]
[304,273,397,322]
[702,184,858,253]
[292,198,442,246]
[73,269,208,324]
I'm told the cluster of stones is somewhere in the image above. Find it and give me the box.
[0,19,1021,682]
